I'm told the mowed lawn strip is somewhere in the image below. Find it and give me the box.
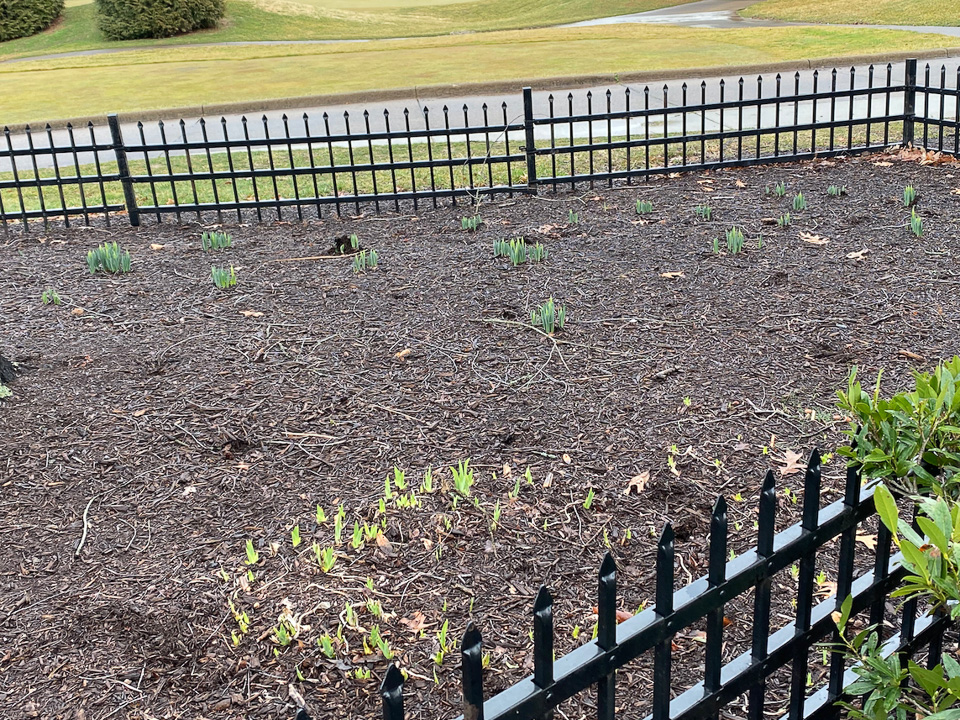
[0,26,952,125]
[741,0,959,27]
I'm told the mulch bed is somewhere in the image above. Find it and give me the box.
[2,148,959,720]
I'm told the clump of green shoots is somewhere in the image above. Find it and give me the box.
[910,208,923,237]
[567,210,580,224]
[319,634,336,659]
[777,213,791,228]
[494,237,527,266]
[86,242,131,274]
[433,619,455,666]
[827,184,848,197]
[531,297,567,333]
[494,237,547,265]
[41,288,61,305]
[725,226,745,254]
[338,233,359,254]
[583,488,596,510]
[452,459,474,497]
[694,205,712,221]
[201,230,232,251]
[211,265,237,290]
[766,181,787,197]
[315,544,336,572]
[527,241,548,262]
[244,539,259,565]
[636,199,653,214]
[352,249,378,273]
[369,624,394,659]
[903,185,917,206]
[792,192,806,211]
[462,215,482,232]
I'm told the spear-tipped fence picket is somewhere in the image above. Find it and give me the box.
[294,449,953,720]
[2,58,960,230]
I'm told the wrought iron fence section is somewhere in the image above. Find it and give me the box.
[0,122,121,228]
[119,104,527,223]
[529,65,908,188]
[2,57,959,229]
[293,450,952,720]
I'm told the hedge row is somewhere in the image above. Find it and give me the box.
[96,0,225,40]
[0,0,64,42]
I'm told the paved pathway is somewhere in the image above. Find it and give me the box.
[563,0,960,37]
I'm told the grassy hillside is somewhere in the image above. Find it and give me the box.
[0,0,697,60]
[0,24,950,124]
[742,0,959,26]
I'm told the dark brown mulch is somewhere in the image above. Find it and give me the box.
[2,149,959,720]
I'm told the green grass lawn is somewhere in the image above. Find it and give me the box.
[0,24,951,125]
[741,0,959,27]
[0,0,696,61]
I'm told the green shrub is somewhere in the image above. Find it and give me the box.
[96,0,225,40]
[837,358,960,497]
[0,0,64,42]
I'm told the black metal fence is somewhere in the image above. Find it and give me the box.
[1,57,958,230]
[294,450,951,720]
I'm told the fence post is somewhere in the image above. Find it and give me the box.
[522,87,538,192]
[903,58,918,148]
[107,114,140,227]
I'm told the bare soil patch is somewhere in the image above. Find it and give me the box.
[2,151,959,719]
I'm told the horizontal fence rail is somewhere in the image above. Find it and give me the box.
[2,57,958,229]
[293,450,953,720]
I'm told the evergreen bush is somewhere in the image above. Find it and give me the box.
[0,0,65,42]
[96,0,225,41]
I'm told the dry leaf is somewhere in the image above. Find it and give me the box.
[660,271,685,279]
[562,454,571,464]
[846,248,869,260]
[149,243,165,251]
[240,310,263,318]
[800,232,828,246]
[375,532,396,556]
[690,630,708,643]
[815,580,838,598]
[591,607,634,623]
[735,179,746,188]
[899,349,925,361]
[400,611,429,632]
[422,538,434,551]
[951,188,960,196]
[831,610,843,626]
[502,463,512,478]
[856,532,878,550]
[133,408,148,417]
[873,161,893,167]
[394,348,412,361]
[71,307,85,316]
[625,471,650,495]
[543,472,553,488]
[778,450,806,476]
